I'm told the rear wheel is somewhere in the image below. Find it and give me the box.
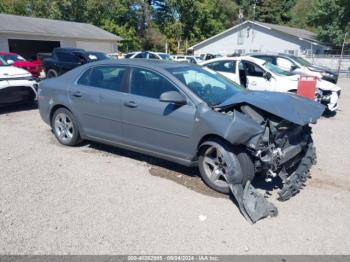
[51,108,81,146]
[46,68,58,78]
[198,139,254,194]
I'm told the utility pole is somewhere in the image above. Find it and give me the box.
[253,2,256,20]
[337,32,348,76]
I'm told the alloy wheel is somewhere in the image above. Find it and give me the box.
[54,113,74,144]
[202,145,229,187]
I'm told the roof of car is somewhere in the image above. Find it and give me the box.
[90,58,193,69]
[53,47,86,53]
[248,52,296,58]
[200,56,266,66]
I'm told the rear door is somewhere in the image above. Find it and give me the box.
[71,65,128,141]
[121,67,196,160]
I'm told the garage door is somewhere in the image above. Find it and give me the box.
[75,41,114,53]
[8,39,60,60]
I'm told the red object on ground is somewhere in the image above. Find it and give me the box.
[297,76,317,100]
[0,52,41,78]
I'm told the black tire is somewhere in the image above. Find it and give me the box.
[46,68,58,78]
[198,139,254,194]
[51,108,81,146]
[24,90,36,106]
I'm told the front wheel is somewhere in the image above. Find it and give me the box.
[52,108,81,146]
[198,139,254,194]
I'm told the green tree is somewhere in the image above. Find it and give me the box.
[153,0,238,53]
[307,0,350,46]
[289,0,316,29]
[256,0,296,24]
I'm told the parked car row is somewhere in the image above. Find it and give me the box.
[42,48,111,78]
[37,59,325,223]
[0,62,38,107]
[1,43,341,222]
[200,56,341,112]
[0,48,112,107]
[0,52,42,78]
[248,53,339,84]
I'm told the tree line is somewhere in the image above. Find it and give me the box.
[0,0,349,53]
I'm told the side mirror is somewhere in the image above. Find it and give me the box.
[160,91,186,105]
[263,72,272,81]
[7,59,14,65]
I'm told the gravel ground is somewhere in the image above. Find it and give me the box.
[0,78,349,255]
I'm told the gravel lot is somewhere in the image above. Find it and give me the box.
[0,78,349,255]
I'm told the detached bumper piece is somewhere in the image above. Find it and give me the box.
[278,143,316,201]
[228,181,278,224]
[224,142,316,223]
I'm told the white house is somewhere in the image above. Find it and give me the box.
[189,20,329,56]
[0,13,122,59]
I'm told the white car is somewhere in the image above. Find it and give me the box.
[125,51,172,60]
[172,55,200,64]
[200,56,341,112]
[248,53,339,84]
[0,65,38,107]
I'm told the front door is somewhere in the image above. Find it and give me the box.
[122,68,196,160]
[242,60,271,91]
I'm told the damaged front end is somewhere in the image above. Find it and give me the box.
[214,103,319,223]
[316,88,340,112]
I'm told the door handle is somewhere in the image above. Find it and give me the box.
[72,91,82,97]
[124,101,138,108]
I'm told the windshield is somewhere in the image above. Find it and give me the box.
[88,52,110,61]
[0,56,8,66]
[167,66,245,106]
[264,62,293,76]
[159,53,172,60]
[290,55,312,67]
[0,54,26,62]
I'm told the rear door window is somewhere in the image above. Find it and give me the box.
[78,66,127,92]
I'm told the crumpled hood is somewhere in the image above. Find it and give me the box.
[0,66,31,78]
[216,91,325,126]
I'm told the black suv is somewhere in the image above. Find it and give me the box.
[43,48,109,78]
